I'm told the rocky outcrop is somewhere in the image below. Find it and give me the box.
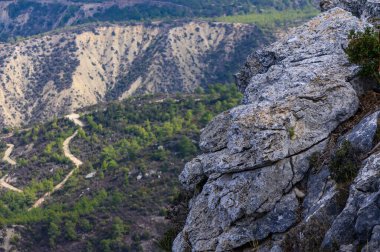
[174,6,379,252]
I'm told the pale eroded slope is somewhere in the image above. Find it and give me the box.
[0,21,264,127]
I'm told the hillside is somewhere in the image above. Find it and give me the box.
[0,0,317,42]
[0,84,243,251]
[0,21,266,128]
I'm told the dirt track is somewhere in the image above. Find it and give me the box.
[30,114,84,209]
[0,114,85,209]
[2,144,16,166]
[0,176,22,193]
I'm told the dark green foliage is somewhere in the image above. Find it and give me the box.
[330,141,361,183]
[2,128,11,134]
[345,28,380,83]
[48,221,61,247]
[308,152,322,171]
[64,220,77,240]
[158,228,179,251]
[176,136,198,158]
[0,140,7,152]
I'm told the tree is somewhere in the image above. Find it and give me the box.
[112,217,126,239]
[345,27,380,83]
[176,136,197,158]
[48,222,61,247]
[64,220,77,240]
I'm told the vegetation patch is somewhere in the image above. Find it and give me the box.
[345,27,380,84]
[283,217,331,252]
[211,7,319,30]
[330,141,362,184]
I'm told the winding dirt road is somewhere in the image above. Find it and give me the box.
[0,144,22,192]
[0,176,22,193]
[65,113,84,128]
[0,113,85,208]
[2,144,16,166]
[30,114,84,209]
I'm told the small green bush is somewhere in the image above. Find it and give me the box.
[345,28,380,83]
[330,141,361,183]
[176,136,198,158]
[158,228,179,252]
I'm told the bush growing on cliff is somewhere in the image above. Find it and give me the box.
[330,141,361,183]
[345,27,380,83]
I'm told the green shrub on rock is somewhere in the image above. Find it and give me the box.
[345,27,380,83]
[330,141,361,183]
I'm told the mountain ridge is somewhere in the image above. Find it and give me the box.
[0,20,266,127]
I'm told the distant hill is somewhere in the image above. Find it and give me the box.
[0,21,267,127]
[0,0,318,42]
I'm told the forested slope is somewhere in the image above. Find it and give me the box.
[0,84,242,251]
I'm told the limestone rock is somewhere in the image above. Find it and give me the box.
[176,140,328,251]
[362,225,380,252]
[181,8,365,192]
[199,111,231,153]
[302,166,340,222]
[235,50,279,92]
[339,110,380,153]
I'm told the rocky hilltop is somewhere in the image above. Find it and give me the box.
[174,1,380,251]
[0,21,264,127]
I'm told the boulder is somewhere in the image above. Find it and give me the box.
[338,110,380,153]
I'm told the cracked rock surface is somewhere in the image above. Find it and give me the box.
[173,7,372,252]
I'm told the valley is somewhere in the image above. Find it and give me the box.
[0,84,243,251]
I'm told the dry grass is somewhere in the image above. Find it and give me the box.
[282,217,331,252]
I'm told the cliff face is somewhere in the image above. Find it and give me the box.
[0,21,264,127]
[174,2,380,251]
